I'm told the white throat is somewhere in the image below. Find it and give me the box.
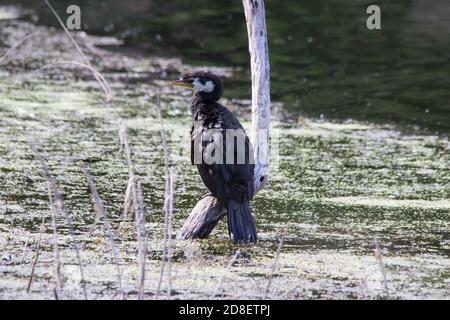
[192,78,215,93]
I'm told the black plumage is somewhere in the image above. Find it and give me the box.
[172,71,257,243]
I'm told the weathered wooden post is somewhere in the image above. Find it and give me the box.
[177,0,270,239]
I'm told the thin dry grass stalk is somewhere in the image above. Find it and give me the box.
[0,31,39,65]
[166,169,175,299]
[264,228,286,299]
[156,87,170,177]
[26,215,46,294]
[136,180,147,300]
[211,250,241,299]
[19,232,31,265]
[117,120,148,299]
[29,139,88,299]
[46,181,62,299]
[155,169,175,299]
[30,61,111,99]
[82,164,125,299]
[374,240,389,298]
[154,90,175,300]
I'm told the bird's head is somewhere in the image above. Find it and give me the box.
[171,71,223,102]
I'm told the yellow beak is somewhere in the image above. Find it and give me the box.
[170,79,194,89]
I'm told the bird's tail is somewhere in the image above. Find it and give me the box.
[227,200,257,244]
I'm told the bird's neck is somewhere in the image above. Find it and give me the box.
[192,92,218,107]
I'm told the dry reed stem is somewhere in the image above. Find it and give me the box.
[136,180,148,300]
[29,139,88,299]
[26,215,46,294]
[264,228,286,299]
[156,87,170,177]
[154,89,175,300]
[155,169,175,299]
[19,232,31,265]
[46,181,62,299]
[82,164,125,299]
[0,31,39,65]
[166,169,175,299]
[30,61,111,99]
[211,250,241,299]
[374,240,389,298]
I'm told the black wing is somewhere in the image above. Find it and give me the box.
[191,104,254,205]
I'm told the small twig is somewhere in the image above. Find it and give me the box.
[374,240,389,299]
[26,215,46,293]
[82,164,125,299]
[264,228,286,299]
[211,250,241,299]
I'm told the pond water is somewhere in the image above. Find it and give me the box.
[5,0,450,132]
[0,2,449,299]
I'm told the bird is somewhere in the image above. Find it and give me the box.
[171,71,257,243]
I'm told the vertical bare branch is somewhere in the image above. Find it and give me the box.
[242,0,271,194]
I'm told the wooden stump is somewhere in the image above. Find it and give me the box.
[177,196,227,239]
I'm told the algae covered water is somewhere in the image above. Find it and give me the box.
[0,3,449,299]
